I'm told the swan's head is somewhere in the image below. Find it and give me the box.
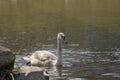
[57,32,68,44]
[23,56,40,66]
[57,32,65,40]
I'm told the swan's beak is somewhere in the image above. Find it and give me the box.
[62,36,68,44]
[61,35,65,41]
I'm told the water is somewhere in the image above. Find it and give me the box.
[0,0,120,80]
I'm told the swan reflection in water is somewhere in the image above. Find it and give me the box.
[19,65,64,80]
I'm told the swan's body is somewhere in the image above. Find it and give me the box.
[23,51,58,66]
[23,32,66,66]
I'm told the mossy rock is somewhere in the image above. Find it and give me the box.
[0,46,15,77]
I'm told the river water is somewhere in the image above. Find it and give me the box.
[0,0,120,80]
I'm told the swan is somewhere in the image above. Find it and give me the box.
[23,32,66,66]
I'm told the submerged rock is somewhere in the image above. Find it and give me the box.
[15,65,49,80]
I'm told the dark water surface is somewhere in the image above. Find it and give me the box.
[0,0,120,80]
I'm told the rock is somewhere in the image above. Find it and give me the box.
[0,46,15,71]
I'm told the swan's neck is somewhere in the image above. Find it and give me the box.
[56,38,62,66]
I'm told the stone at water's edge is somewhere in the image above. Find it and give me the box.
[0,46,15,71]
